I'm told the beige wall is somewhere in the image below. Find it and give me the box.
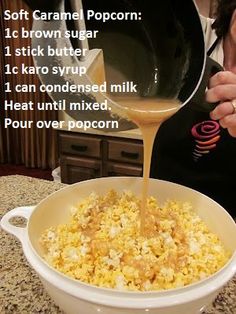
[195,0,217,17]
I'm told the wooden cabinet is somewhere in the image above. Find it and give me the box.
[107,162,143,177]
[108,139,143,164]
[60,155,102,184]
[59,132,102,158]
[59,131,143,184]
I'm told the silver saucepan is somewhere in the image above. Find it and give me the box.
[24,0,222,130]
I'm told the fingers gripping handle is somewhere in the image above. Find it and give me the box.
[191,56,224,112]
[0,206,35,243]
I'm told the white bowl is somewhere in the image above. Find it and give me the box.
[1,177,236,314]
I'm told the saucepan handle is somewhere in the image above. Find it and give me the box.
[0,206,35,243]
[190,56,224,112]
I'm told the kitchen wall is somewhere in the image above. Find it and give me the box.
[0,0,58,169]
[195,0,217,17]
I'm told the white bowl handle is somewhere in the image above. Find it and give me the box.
[0,206,35,243]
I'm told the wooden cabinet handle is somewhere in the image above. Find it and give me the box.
[121,151,139,160]
[71,145,88,152]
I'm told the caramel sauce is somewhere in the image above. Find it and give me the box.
[113,97,181,235]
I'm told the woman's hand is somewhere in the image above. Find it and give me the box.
[206,71,236,137]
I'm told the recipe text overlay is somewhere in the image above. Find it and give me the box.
[3,9,142,130]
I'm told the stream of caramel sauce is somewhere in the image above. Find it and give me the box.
[114,97,181,235]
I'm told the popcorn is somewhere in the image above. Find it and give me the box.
[39,190,231,291]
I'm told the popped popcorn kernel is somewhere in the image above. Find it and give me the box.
[39,190,231,291]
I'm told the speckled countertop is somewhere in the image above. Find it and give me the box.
[0,175,235,314]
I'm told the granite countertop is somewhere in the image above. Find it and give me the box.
[0,175,235,314]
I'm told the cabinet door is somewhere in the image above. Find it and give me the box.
[60,155,102,184]
[108,139,143,165]
[107,162,142,177]
[59,132,101,158]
